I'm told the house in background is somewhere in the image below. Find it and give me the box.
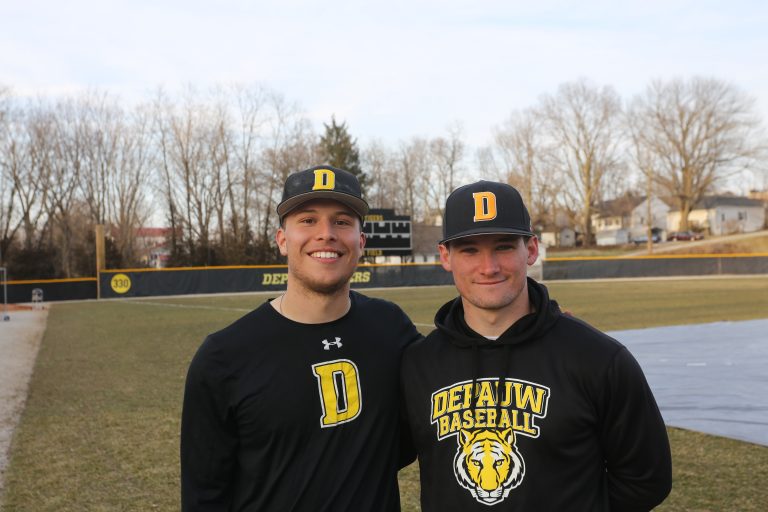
[539,226,576,248]
[595,229,630,246]
[135,227,172,268]
[538,210,577,248]
[629,196,672,240]
[748,189,768,227]
[666,196,765,235]
[592,193,645,233]
[592,193,645,246]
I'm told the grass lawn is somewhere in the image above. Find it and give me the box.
[2,277,768,511]
[669,233,768,255]
[546,230,768,258]
[545,246,640,258]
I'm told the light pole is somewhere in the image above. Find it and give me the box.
[0,245,8,321]
[646,165,654,255]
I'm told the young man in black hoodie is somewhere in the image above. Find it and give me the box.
[181,166,419,511]
[401,181,672,511]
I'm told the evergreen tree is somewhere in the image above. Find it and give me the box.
[318,116,368,194]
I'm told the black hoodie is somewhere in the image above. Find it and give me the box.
[401,278,671,511]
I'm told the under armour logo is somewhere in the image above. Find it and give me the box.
[322,337,343,350]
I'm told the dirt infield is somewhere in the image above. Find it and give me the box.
[0,308,48,498]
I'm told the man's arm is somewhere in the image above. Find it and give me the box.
[395,307,423,469]
[180,339,238,511]
[600,347,672,511]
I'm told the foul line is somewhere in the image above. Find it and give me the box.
[122,300,251,313]
[122,299,434,328]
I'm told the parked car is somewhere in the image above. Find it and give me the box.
[667,230,704,241]
[633,232,662,244]
[633,228,663,244]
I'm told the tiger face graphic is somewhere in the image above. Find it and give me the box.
[454,428,525,506]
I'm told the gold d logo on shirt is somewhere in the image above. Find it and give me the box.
[312,359,362,427]
[472,192,497,222]
[312,168,336,190]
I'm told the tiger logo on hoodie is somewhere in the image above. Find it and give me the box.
[431,378,550,504]
[454,428,525,505]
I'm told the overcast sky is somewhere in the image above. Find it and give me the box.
[3,1,768,160]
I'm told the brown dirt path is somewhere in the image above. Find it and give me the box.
[0,308,48,500]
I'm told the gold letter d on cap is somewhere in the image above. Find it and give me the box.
[312,168,336,190]
[472,192,497,222]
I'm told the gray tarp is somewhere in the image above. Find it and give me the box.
[610,319,768,446]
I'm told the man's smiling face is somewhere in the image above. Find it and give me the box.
[439,234,538,313]
[276,199,365,295]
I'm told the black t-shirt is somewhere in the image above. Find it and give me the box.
[181,291,420,511]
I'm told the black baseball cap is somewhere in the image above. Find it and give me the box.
[277,165,369,222]
[440,180,534,245]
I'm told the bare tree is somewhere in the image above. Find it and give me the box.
[3,83,326,272]
[492,108,565,227]
[628,77,765,230]
[153,86,313,265]
[66,92,152,266]
[362,139,395,209]
[475,145,500,178]
[540,79,624,244]
[257,93,316,247]
[110,104,153,265]
[494,109,539,207]
[207,89,238,261]
[4,101,55,252]
[155,87,219,264]
[211,84,268,261]
[78,92,114,226]
[43,97,89,277]
[0,86,16,261]
[394,137,431,223]
[427,122,465,220]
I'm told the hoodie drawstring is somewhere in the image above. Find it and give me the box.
[496,344,515,419]
[471,341,480,409]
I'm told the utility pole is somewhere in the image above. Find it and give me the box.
[646,165,653,254]
[0,246,8,320]
[95,224,106,299]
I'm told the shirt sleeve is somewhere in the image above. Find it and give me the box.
[600,346,672,511]
[180,338,239,511]
[395,306,422,469]
[398,400,418,469]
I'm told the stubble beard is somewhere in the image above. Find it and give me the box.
[288,262,355,296]
[461,278,528,312]
[464,290,519,311]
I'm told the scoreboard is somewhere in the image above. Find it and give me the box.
[362,209,411,256]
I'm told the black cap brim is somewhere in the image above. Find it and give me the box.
[277,191,369,221]
[439,227,534,245]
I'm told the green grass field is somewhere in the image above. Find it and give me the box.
[3,277,768,511]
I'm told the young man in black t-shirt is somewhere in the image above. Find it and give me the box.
[181,166,420,511]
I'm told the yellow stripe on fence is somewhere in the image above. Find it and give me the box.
[544,253,768,262]
[3,277,98,285]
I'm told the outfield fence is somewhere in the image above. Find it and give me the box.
[3,253,767,302]
[2,277,97,303]
[96,263,454,299]
[543,253,768,280]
